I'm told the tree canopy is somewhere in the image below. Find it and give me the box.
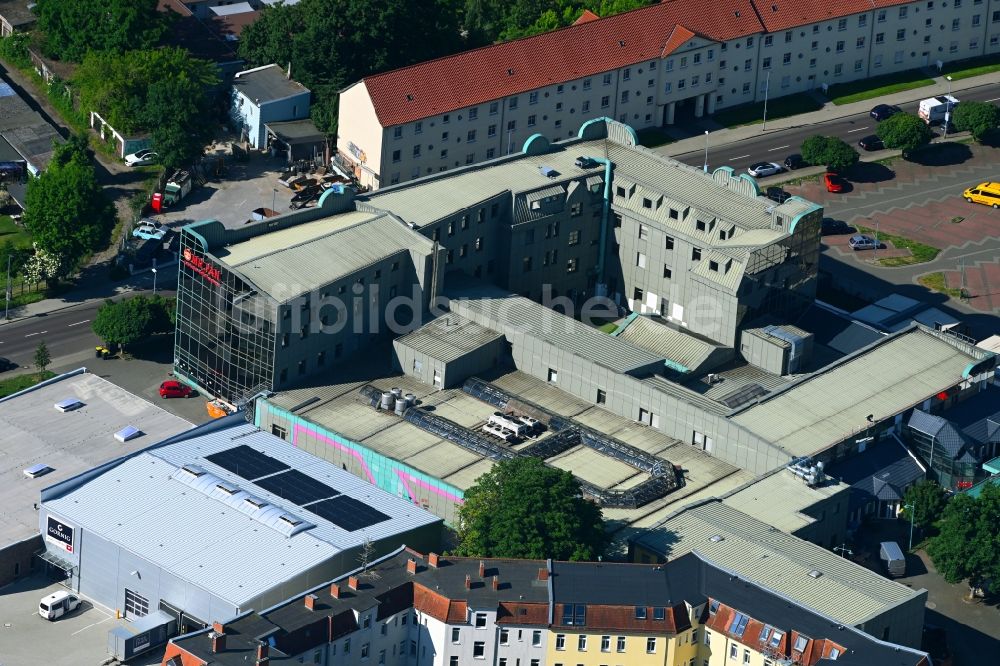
[73,48,219,167]
[901,480,948,531]
[22,138,114,280]
[454,457,607,560]
[927,483,1000,598]
[92,295,175,350]
[35,0,166,62]
[952,100,1000,143]
[799,135,859,172]
[876,113,935,157]
[464,0,653,43]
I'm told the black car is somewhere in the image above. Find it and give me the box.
[0,357,15,372]
[783,153,805,170]
[870,104,901,121]
[574,156,598,169]
[858,134,885,151]
[766,186,791,204]
[821,218,853,236]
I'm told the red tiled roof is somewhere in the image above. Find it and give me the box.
[663,24,697,57]
[362,0,764,127]
[753,0,874,32]
[574,9,600,25]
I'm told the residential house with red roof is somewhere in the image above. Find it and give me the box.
[338,0,998,190]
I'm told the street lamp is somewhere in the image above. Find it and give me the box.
[272,188,278,214]
[151,267,157,295]
[762,71,771,131]
[703,130,710,173]
[903,502,916,550]
[943,75,954,139]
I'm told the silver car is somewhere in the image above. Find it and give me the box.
[747,161,783,177]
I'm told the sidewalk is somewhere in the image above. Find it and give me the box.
[661,69,1000,157]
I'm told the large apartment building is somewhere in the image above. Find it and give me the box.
[161,546,931,666]
[338,0,1000,189]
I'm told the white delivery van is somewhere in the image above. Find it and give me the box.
[879,541,906,577]
[918,95,959,124]
[39,590,81,620]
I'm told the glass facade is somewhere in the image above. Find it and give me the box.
[907,427,979,489]
[174,232,276,404]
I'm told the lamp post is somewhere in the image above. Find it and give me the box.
[271,188,277,214]
[872,217,880,263]
[943,75,953,139]
[762,71,771,131]
[3,254,9,320]
[903,502,916,550]
[703,130,710,173]
[151,267,157,295]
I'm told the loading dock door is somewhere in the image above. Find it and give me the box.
[124,588,149,618]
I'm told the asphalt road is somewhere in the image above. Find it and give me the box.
[671,83,1000,172]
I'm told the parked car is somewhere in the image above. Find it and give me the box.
[39,591,81,620]
[159,380,194,399]
[870,104,901,121]
[124,149,158,167]
[849,234,878,251]
[0,357,15,372]
[747,161,783,177]
[766,186,791,203]
[821,218,853,236]
[823,172,847,193]
[963,181,1000,208]
[783,153,805,170]
[132,220,166,240]
[858,134,884,151]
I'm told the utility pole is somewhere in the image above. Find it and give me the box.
[3,254,10,320]
[943,76,953,139]
[151,267,158,295]
[903,502,916,550]
[762,71,771,131]
[703,130,710,173]
[872,217,880,262]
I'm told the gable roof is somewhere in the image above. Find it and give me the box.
[825,439,925,513]
[360,0,763,127]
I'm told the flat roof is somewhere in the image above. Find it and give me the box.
[0,370,193,546]
[234,64,310,104]
[632,500,925,627]
[721,468,848,535]
[615,314,727,374]
[394,314,503,364]
[731,326,990,457]
[43,422,441,606]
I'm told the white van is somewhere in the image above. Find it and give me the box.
[879,541,906,577]
[39,590,81,620]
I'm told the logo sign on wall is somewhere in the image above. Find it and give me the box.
[46,516,74,553]
[182,248,222,286]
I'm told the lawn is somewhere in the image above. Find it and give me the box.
[855,224,940,266]
[636,127,674,148]
[827,70,934,105]
[711,93,823,128]
[943,54,1000,81]
[0,371,55,399]
[0,214,31,248]
[918,272,965,299]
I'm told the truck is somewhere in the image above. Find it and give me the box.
[918,95,959,124]
[163,169,192,206]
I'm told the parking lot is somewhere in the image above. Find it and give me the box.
[0,574,164,666]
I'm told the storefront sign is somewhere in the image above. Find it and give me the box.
[182,248,222,285]
[46,516,74,553]
[347,141,367,163]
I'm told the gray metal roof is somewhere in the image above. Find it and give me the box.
[394,314,503,364]
[826,440,926,514]
[615,315,724,373]
[233,64,310,104]
[445,283,663,374]
[43,422,441,606]
[265,119,325,144]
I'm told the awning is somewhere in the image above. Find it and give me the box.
[266,119,325,145]
[36,548,75,573]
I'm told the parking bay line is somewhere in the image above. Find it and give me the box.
[71,615,113,636]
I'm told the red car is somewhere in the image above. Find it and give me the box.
[159,380,193,399]
[824,172,847,193]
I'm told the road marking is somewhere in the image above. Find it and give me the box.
[767,145,790,152]
[986,97,1000,102]
[23,330,46,337]
[847,126,870,133]
[729,154,750,160]
[67,319,90,327]
[71,616,113,636]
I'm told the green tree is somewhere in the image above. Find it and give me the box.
[35,0,165,62]
[34,340,50,373]
[927,484,1000,599]
[147,294,177,334]
[22,148,114,281]
[901,480,948,531]
[798,135,859,171]
[877,112,935,157]
[454,457,607,560]
[952,100,1000,142]
[92,297,155,351]
[463,0,652,43]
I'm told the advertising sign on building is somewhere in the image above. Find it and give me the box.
[45,516,74,553]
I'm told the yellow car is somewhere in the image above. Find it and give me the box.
[963,182,1000,208]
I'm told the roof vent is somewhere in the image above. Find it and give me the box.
[406,94,414,101]
[507,68,514,75]
[772,4,778,10]
[24,463,52,479]
[709,535,725,543]
[734,10,740,17]
[180,464,206,478]
[808,570,822,579]
[54,398,83,412]
[618,40,625,47]
[114,425,142,442]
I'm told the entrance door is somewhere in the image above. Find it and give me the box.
[124,589,150,619]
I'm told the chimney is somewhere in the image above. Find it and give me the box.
[348,575,360,590]
[464,574,471,590]
[330,583,341,599]
[257,642,270,660]
[492,575,499,591]
[537,568,549,581]
[211,631,226,653]
[479,560,486,578]
[407,558,417,575]
[304,594,317,611]
[428,552,440,568]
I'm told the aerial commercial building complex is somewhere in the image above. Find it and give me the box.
[337,0,1000,189]
[162,546,931,666]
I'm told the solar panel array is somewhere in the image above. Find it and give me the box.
[255,469,339,505]
[306,496,391,532]
[204,445,290,480]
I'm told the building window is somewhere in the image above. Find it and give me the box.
[467,130,476,142]
[568,229,580,244]
[663,265,672,279]
[876,32,884,44]
[730,644,738,659]
[691,247,702,261]
[633,287,643,303]
[762,56,771,69]
[653,607,666,620]
[500,628,509,645]
[452,628,461,644]
[743,649,751,664]
[705,631,712,645]
[596,389,606,404]
[490,102,499,115]
[617,636,626,652]
[475,613,487,628]
[469,107,478,120]
[473,642,486,659]
[665,235,674,249]
[450,658,459,666]
[527,114,536,127]
[897,28,906,40]
[601,95,610,108]
[835,40,845,53]
[635,606,647,620]
[623,67,631,80]
[529,91,539,104]
[392,149,401,163]
[488,124,497,137]
[878,9,886,22]
[548,368,558,383]
[566,258,578,273]
[646,637,656,654]
[856,36,865,49]
[509,96,518,109]
[578,635,587,651]
[583,78,592,89]
[601,636,611,652]
[636,252,646,269]
[556,634,566,650]
[532,630,542,646]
